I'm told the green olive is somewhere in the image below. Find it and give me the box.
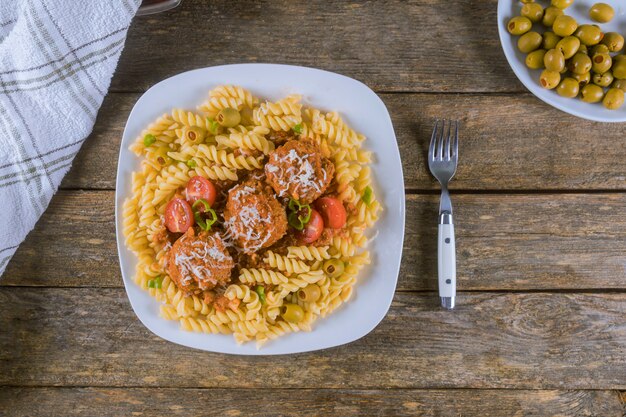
[589,3,614,23]
[580,84,605,103]
[612,79,626,92]
[603,88,625,110]
[539,69,561,89]
[297,284,321,302]
[526,49,547,69]
[542,31,562,50]
[543,6,564,27]
[556,36,580,59]
[518,31,543,53]
[601,32,625,53]
[593,71,614,87]
[182,126,206,144]
[568,52,592,75]
[543,49,565,72]
[521,0,534,3]
[280,304,304,323]
[571,71,591,88]
[215,107,241,127]
[322,259,345,278]
[551,0,573,9]
[521,3,544,23]
[552,15,577,37]
[591,53,612,74]
[507,16,532,36]
[574,24,603,46]
[556,77,580,98]
[578,44,588,55]
[611,56,626,79]
[590,44,610,55]
[150,147,172,167]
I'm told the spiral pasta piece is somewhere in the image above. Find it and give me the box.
[263,251,311,275]
[228,125,270,136]
[239,268,289,285]
[198,96,244,118]
[252,111,301,131]
[210,85,259,109]
[190,163,239,182]
[171,109,211,129]
[180,317,230,334]
[216,131,274,154]
[278,270,326,296]
[257,94,302,116]
[195,144,263,170]
[287,246,331,261]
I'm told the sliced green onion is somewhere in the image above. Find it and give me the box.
[143,134,156,147]
[254,285,266,304]
[292,123,303,134]
[362,186,373,205]
[147,276,162,289]
[288,212,305,230]
[186,159,197,168]
[207,118,220,134]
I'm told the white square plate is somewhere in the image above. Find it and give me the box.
[115,64,405,354]
[498,0,626,122]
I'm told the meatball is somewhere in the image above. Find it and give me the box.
[265,139,334,204]
[168,228,234,294]
[224,179,288,254]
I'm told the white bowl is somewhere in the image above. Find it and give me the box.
[115,64,406,355]
[498,0,626,122]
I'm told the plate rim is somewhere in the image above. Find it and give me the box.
[115,63,406,355]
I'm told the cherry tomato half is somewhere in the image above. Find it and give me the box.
[296,209,324,244]
[164,198,194,233]
[186,176,216,208]
[314,197,347,229]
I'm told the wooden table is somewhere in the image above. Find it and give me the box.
[2,1,625,415]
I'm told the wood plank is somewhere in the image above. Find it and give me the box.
[112,0,519,94]
[4,190,626,290]
[62,93,626,191]
[0,388,623,417]
[1,289,624,389]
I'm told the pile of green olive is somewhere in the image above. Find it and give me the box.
[508,0,626,110]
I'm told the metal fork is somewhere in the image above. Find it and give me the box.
[428,120,459,310]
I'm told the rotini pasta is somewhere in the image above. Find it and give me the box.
[263,251,310,275]
[123,85,381,348]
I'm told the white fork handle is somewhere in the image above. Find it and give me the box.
[438,220,456,308]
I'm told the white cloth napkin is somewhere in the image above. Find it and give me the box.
[0,0,139,275]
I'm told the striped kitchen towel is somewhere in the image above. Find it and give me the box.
[0,0,139,275]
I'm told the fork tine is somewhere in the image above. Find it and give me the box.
[445,120,452,161]
[429,119,439,161]
[437,119,446,160]
[452,120,459,161]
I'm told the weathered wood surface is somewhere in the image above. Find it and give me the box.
[0,388,623,417]
[112,0,519,94]
[1,289,624,389]
[63,93,626,191]
[4,191,626,290]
